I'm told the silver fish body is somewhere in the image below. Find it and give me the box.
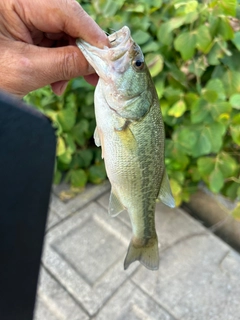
[77,26,175,270]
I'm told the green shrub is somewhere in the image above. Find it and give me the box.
[24,0,240,206]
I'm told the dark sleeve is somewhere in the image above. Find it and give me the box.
[0,91,56,320]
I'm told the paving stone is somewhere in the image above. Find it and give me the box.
[42,201,138,316]
[46,208,61,230]
[97,193,205,250]
[131,215,240,320]
[50,181,110,220]
[185,188,240,252]
[41,188,240,320]
[34,298,57,320]
[34,267,89,320]
[94,281,176,320]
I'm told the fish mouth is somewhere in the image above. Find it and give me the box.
[107,26,131,58]
[76,26,134,77]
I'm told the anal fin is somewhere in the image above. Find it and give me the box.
[158,169,175,208]
[108,190,125,217]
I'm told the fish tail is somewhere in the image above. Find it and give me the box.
[124,236,159,271]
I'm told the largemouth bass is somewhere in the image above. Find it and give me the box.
[77,26,175,271]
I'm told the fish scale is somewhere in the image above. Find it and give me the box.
[77,26,175,271]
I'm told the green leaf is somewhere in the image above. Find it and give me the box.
[64,134,76,154]
[157,17,186,45]
[184,92,199,108]
[221,49,240,72]
[193,129,212,157]
[74,150,93,169]
[225,182,240,200]
[184,0,198,13]
[57,107,76,132]
[170,179,182,206]
[230,124,240,145]
[188,123,226,157]
[165,140,189,170]
[209,168,224,193]
[71,120,89,147]
[164,87,183,104]
[145,53,163,77]
[232,31,240,50]
[184,11,199,24]
[165,62,187,85]
[210,102,232,121]
[58,151,72,164]
[132,30,151,45]
[148,0,162,9]
[88,163,106,184]
[54,170,62,185]
[229,94,240,110]
[206,79,226,101]
[191,98,209,124]
[175,128,198,155]
[204,123,226,153]
[209,0,237,16]
[218,17,234,40]
[124,3,145,12]
[96,0,125,16]
[197,157,215,177]
[198,152,237,191]
[222,70,240,97]
[157,22,173,45]
[142,41,160,53]
[155,78,165,99]
[70,169,88,188]
[202,89,218,103]
[196,25,212,53]
[218,152,238,178]
[168,100,186,118]
[208,41,227,65]
[174,31,196,60]
[57,137,66,156]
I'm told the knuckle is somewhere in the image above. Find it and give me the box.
[60,50,83,79]
[61,51,77,79]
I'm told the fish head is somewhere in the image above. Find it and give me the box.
[77,26,154,120]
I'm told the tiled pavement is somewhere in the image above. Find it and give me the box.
[34,182,240,320]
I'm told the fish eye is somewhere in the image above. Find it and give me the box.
[133,59,144,70]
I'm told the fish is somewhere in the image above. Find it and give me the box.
[76,26,175,271]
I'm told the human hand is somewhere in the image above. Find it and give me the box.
[0,0,108,97]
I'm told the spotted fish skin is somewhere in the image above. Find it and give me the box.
[77,26,175,271]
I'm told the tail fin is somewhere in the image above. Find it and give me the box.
[124,237,159,271]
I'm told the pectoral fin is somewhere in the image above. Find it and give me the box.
[94,127,105,159]
[108,190,125,217]
[158,169,175,208]
[94,127,101,147]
